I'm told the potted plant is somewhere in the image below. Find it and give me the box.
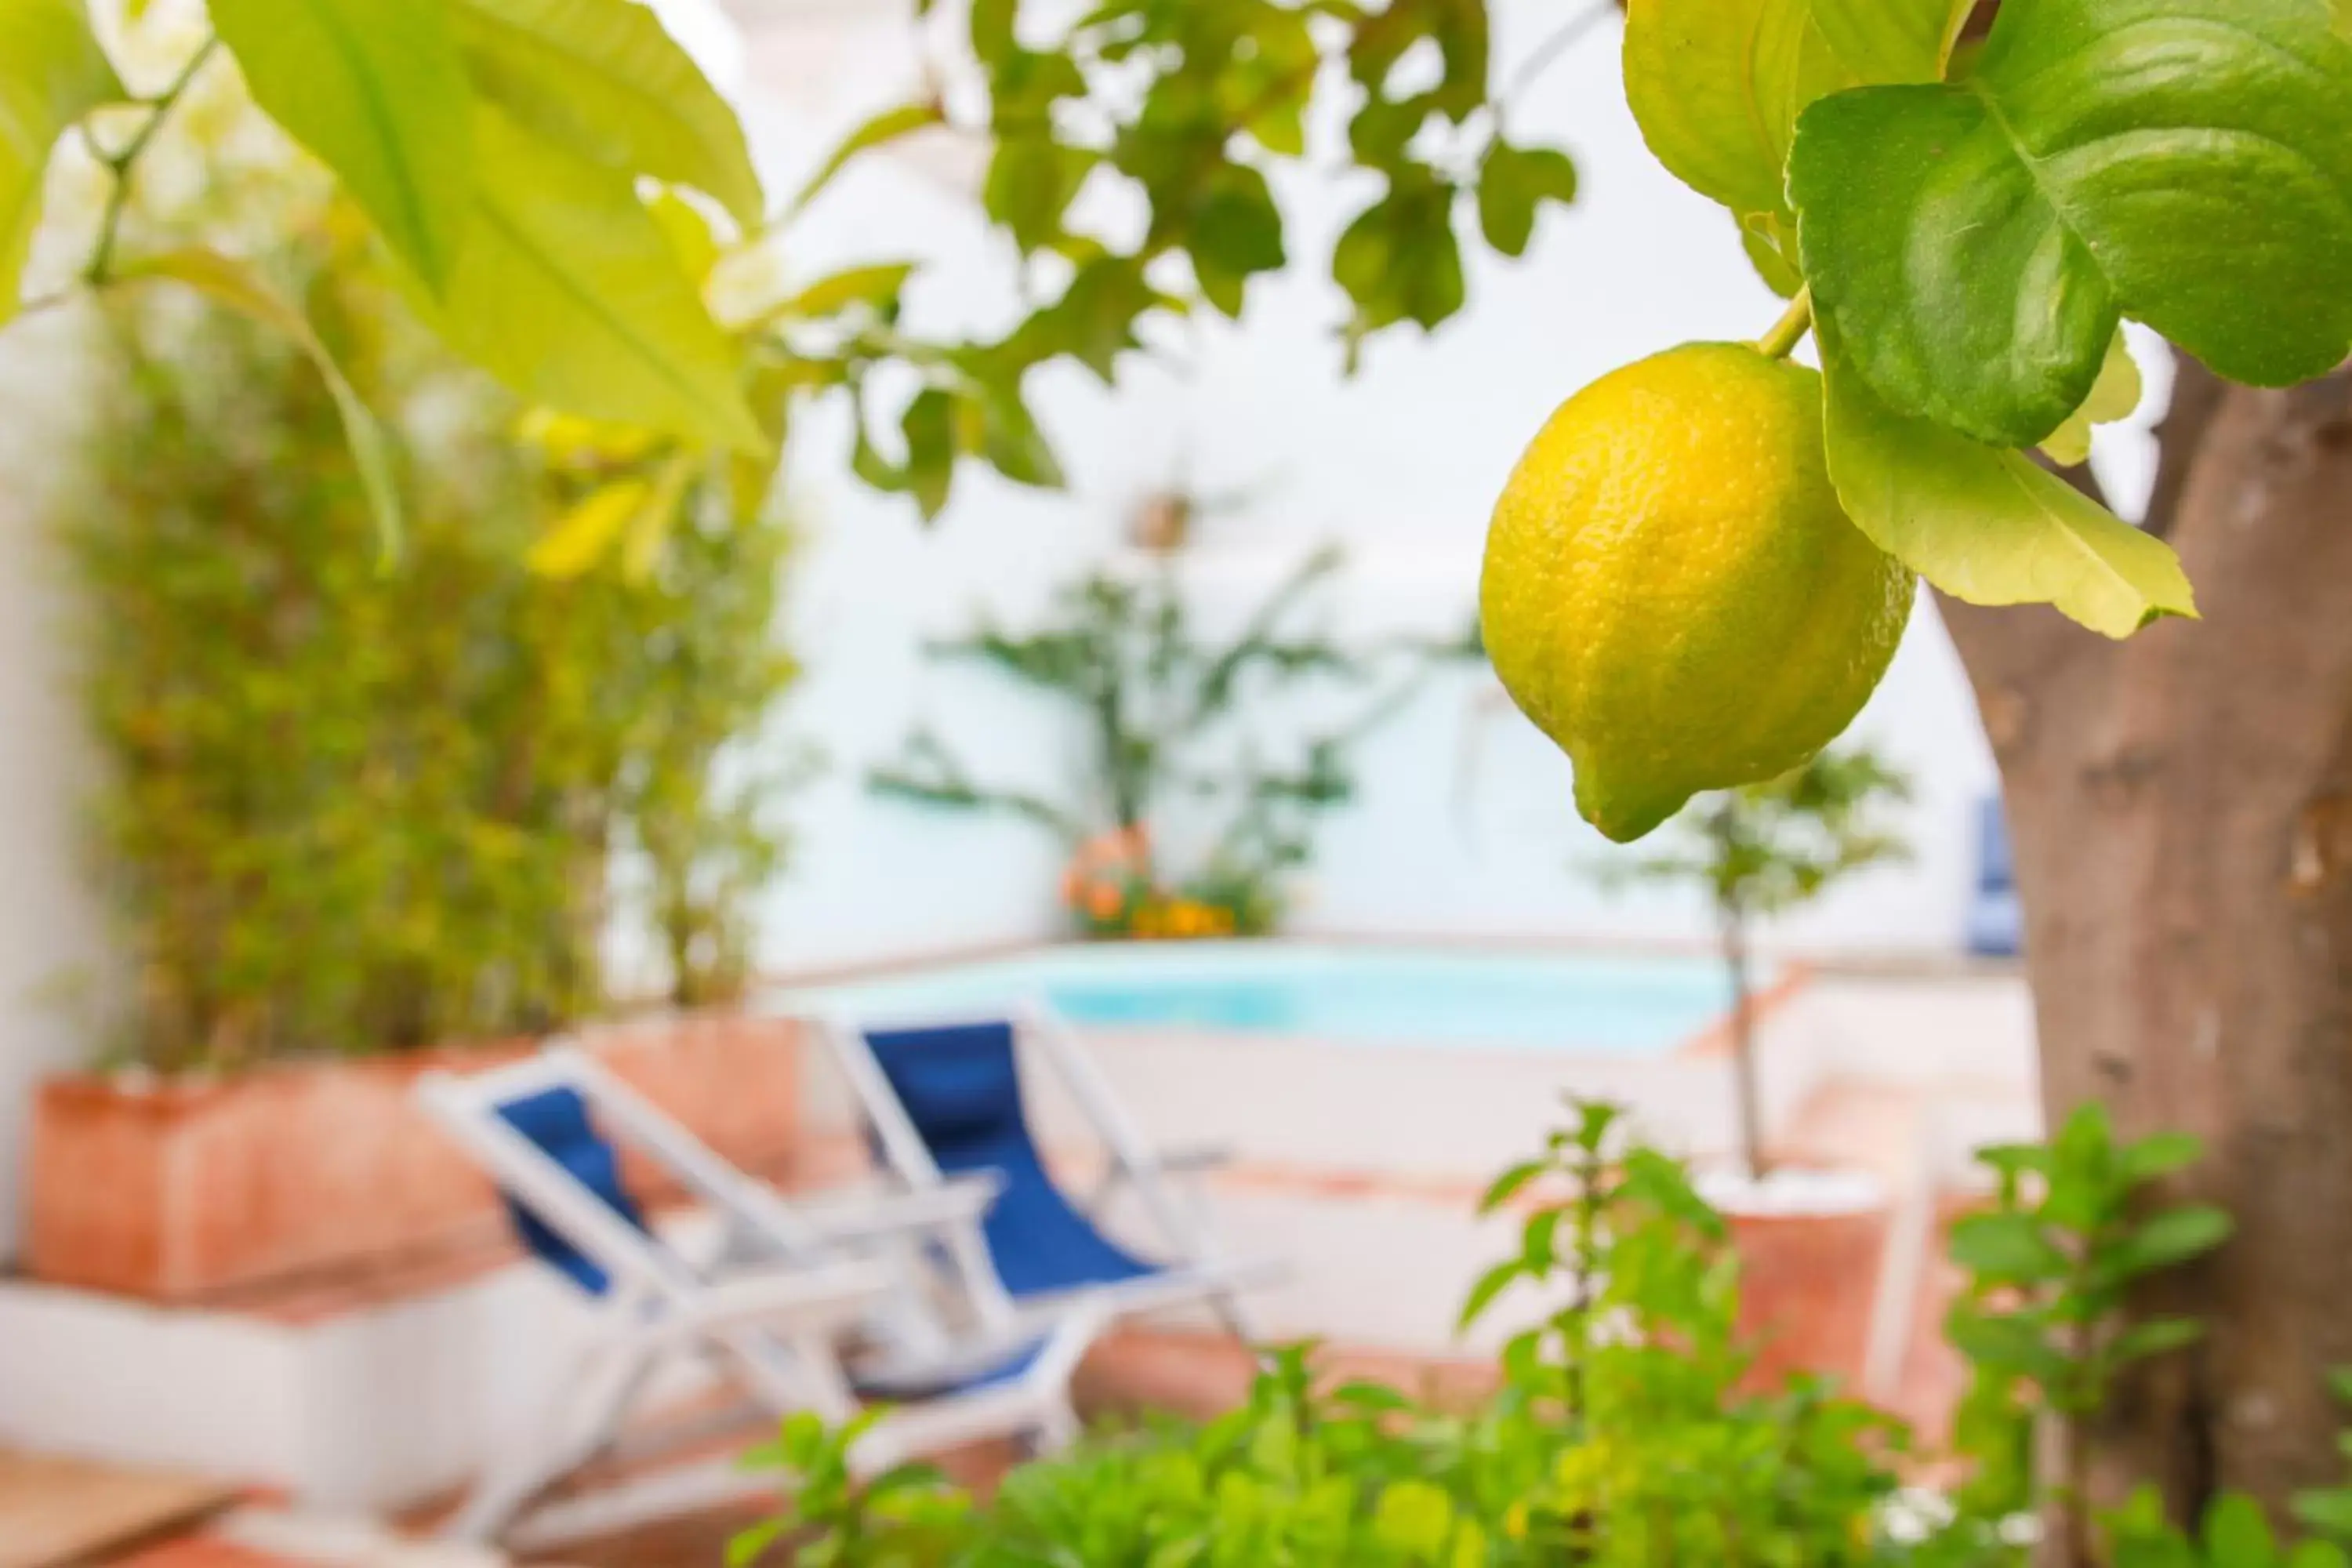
[25,94,807,1302]
[871,540,1472,938]
[1597,744,1913,1388]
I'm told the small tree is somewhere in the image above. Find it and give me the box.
[1604,747,1911,1181]
[872,544,1469,937]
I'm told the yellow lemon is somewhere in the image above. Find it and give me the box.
[1480,342,1914,843]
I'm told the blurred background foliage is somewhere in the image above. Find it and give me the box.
[53,88,801,1074]
[870,542,1472,938]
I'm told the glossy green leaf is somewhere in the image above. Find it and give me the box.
[2039,330,2143,468]
[1738,212,1804,299]
[1476,141,1577,258]
[0,0,122,320]
[115,248,404,557]
[430,108,764,452]
[451,0,764,226]
[211,0,474,289]
[1621,0,1965,219]
[1792,0,2352,446]
[1820,322,2196,638]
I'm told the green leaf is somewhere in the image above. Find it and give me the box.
[211,0,474,289]
[1372,1480,1455,1558]
[450,0,764,227]
[1791,0,2352,446]
[529,474,648,577]
[765,261,916,324]
[724,1517,788,1568]
[2204,1494,2276,1568]
[115,248,404,559]
[2038,330,2143,469]
[1820,319,2197,638]
[2294,1488,2352,1541]
[2119,1131,2206,1185]
[429,107,764,453]
[984,137,1093,253]
[1949,1212,2068,1283]
[1945,1307,2069,1381]
[785,100,943,218]
[975,385,1062,490]
[2289,1544,2352,1568]
[0,0,122,321]
[2112,1204,2234,1276]
[1621,0,1965,219]
[1476,141,1577,258]
[1189,160,1285,317]
[902,386,956,520]
[1479,1159,1545,1214]
[2108,1316,2205,1366]
[1457,1259,1521,1331]
[1738,212,1804,299]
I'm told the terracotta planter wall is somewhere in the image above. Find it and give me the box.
[1730,1204,1893,1394]
[24,1013,804,1303]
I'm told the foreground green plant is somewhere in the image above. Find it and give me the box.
[737,1100,1912,1566]
[728,1096,2345,1567]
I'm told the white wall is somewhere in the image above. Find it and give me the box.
[731,0,2038,974]
[0,309,114,1261]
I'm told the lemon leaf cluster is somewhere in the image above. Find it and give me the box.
[1624,0,2352,641]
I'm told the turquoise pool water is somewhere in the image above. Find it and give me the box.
[779,945,1744,1056]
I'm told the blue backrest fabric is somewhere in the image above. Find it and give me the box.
[864,1021,1151,1298]
[494,1085,649,1295]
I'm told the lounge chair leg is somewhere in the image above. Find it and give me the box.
[1030,1400,1081,1456]
[1213,1290,1263,1347]
[445,1337,660,1544]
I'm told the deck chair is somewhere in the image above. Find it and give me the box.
[416,1046,1105,1550]
[816,1002,1278,1343]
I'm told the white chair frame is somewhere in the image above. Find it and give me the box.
[416,1045,1102,1550]
[815,1000,1281,1342]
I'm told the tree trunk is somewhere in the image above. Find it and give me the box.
[1941,360,2352,1548]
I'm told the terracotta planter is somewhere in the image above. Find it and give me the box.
[1711,1171,1893,1395]
[24,1012,804,1303]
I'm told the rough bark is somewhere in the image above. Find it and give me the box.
[1941,360,2352,1547]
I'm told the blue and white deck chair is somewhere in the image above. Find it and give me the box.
[416,1046,1104,1550]
[818,1003,1278,1344]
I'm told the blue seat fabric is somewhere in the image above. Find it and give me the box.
[864,1021,1155,1301]
[494,1086,650,1295]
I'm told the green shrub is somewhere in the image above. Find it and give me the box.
[60,199,797,1072]
[731,1098,2352,1567]
[739,1102,1914,1566]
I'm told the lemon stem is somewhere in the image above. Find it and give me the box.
[1754,287,1814,361]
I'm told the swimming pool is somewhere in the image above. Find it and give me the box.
[779,943,1751,1057]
